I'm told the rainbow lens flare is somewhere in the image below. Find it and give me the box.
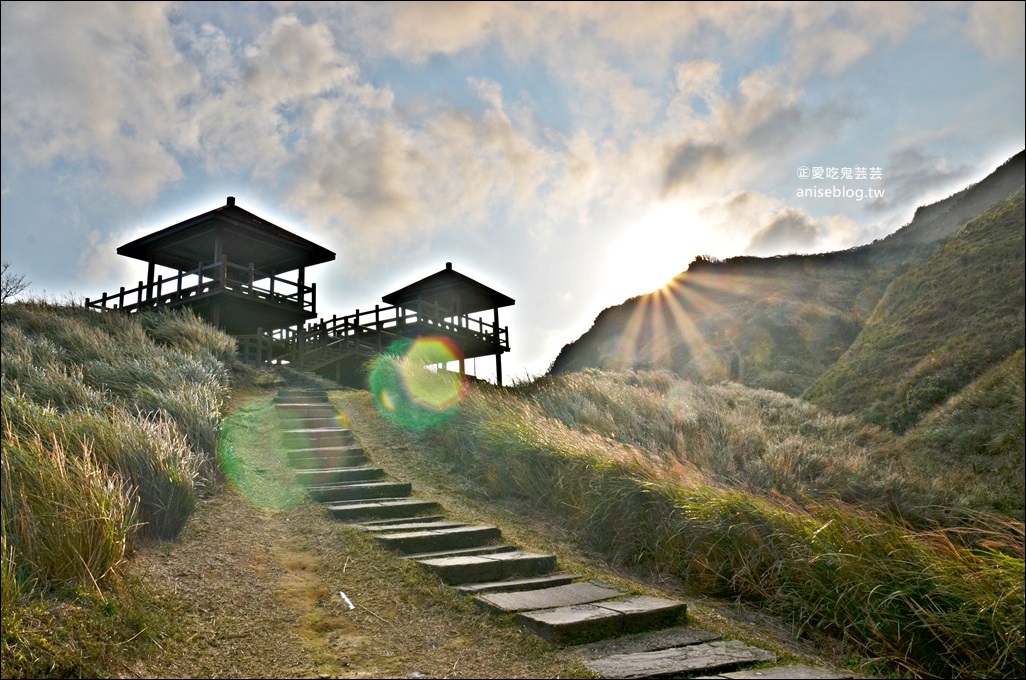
[369,336,466,429]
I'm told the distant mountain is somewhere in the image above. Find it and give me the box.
[875,150,1024,249]
[549,151,1025,434]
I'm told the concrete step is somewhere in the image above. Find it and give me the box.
[274,395,329,404]
[287,448,367,469]
[356,515,448,526]
[417,550,557,585]
[279,416,343,429]
[276,410,339,423]
[292,466,385,486]
[327,498,440,521]
[585,640,775,678]
[570,626,721,660]
[275,404,337,417]
[515,596,687,646]
[400,545,519,561]
[454,573,579,595]
[358,520,467,533]
[376,525,502,554]
[307,481,412,503]
[282,428,355,448]
[276,388,329,399]
[474,580,626,614]
[694,663,854,679]
[285,444,363,456]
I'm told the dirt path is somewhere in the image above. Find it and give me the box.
[121,391,589,679]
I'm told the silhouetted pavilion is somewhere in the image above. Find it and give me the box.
[382,262,515,384]
[87,197,334,335]
[87,199,515,384]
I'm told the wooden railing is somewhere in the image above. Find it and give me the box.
[85,260,315,315]
[259,298,509,369]
[300,299,509,351]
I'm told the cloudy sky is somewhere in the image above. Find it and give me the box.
[2,1,1024,382]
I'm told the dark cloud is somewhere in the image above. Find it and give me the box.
[744,208,819,256]
[661,96,854,199]
[662,142,731,196]
[866,146,973,213]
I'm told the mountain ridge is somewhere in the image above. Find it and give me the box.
[548,150,1025,436]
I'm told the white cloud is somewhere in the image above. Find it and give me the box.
[1,2,193,201]
[967,1,1026,63]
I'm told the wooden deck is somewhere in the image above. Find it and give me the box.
[237,299,510,373]
[87,257,510,382]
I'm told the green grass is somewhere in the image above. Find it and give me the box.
[887,349,1025,519]
[806,188,1025,432]
[1,301,239,678]
[366,357,1025,678]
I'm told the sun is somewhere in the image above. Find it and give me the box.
[603,199,722,302]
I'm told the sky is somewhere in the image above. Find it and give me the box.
[2,1,1024,383]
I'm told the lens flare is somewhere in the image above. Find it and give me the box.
[369,336,466,429]
[400,336,464,411]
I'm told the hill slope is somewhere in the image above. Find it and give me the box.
[804,187,1025,432]
[549,152,1024,409]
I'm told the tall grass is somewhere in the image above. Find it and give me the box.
[1,301,233,604]
[1,425,136,587]
[367,357,1025,678]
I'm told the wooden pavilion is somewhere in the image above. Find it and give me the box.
[295,262,514,385]
[382,262,515,384]
[86,196,335,335]
[86,198,515,385]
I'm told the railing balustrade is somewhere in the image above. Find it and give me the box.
[85,259,315,315]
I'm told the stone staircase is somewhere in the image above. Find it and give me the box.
[274,387,854,679]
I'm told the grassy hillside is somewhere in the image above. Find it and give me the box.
[887,350,1025,519]
[550,248,898,396]
[804,188,1025,432]
[549,152,1024,405]
[1,301,240,677]
[357,360,1025,679]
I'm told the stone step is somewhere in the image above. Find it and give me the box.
[279,416,343,429]
[275,404,338,417]
[275,390,331,399]
[274,395,330,404]
[453,573,579,595]
[417,550,557,585]
[358,520,467,533]
[292,466,384,486]
[289,456,368,470]
[400,545,519,561]
[515,596,687,646]
[327,498,440,521]
[585,640,775,678]
[285,444,363,457]
[475,580,627,614]
[307,481,412,503]
[376,525,502,554]
[694,663,854,679]
[570,626,721,660]
[282,428,355,448]
[276,410,339,423]
[356,515,448,526]
[287,448,367,469]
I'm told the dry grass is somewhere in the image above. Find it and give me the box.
[1,302,236,678]
[360,356,1025,678]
